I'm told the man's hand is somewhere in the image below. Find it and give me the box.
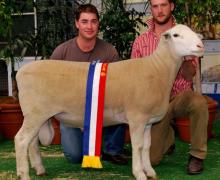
[181,60,196,81]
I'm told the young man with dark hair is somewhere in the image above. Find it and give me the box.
[51,4,127,165]
[131,0,208,175]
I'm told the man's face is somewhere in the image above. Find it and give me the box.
[150,0,174,25]
[75,12,99,40]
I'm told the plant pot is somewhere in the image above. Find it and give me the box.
[175,97,218,143]
[51,117,61,145]
[124,125,131,143]
[0,98,23,139]
[0,97,61,144]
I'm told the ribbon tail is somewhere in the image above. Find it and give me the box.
[82,155,103,169]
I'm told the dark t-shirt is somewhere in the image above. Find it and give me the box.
[51,37,120,63]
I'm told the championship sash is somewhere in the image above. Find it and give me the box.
[82,61,108,169]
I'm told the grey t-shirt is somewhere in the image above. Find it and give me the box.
[51,37,120,63]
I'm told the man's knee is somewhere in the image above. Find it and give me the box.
[190,94,208,111]
[174,91,208,117]
[150,141,164,166]
[150,153,163,166]
[63,151,82,164]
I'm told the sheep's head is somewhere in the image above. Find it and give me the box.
[162,24,204,58]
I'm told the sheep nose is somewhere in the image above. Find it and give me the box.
[197,43,204,51]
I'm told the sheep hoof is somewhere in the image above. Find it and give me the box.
[136,172,147,180]
[17,173,31,180]
[148,175,157,180]
[38,172,48,176]
[146,168,156,179]
[32,166,47,176]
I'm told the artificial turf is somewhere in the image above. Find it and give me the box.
[1,119,220,180]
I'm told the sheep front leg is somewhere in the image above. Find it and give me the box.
[142,125,156,179]
[129,120,147,180]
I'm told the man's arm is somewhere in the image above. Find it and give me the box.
[181,57,198,81]
[181,57,201,94]
[131,40,142,58]
[181,61,196,81]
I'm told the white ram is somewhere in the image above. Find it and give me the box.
[15,24,204,180]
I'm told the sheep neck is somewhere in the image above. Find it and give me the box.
[143,39,183,100]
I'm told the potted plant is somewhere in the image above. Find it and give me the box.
[0,0,32,140]
[175,96,218,143]
[173,0,220,40]
[100,0,146,59]
[0,95,61,144]
[0,97,22,140]
[0,0,77,143]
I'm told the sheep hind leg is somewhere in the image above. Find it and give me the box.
[15,120,39,179]
[15,129,31,180]
[142,125,157,179]
[29,135,46,176]
[15,115,46,180]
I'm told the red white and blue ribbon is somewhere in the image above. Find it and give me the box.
[82,60,108,169]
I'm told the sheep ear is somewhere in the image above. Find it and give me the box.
[163,33,171,40]
[197,33,203,40]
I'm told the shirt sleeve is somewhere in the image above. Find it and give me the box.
[50,45,63,60]
[111,47,120,62]
[191,57,199,68]
[131,40,142,58]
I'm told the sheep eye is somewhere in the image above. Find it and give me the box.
[164,33,171,39]
[173,33,179,37]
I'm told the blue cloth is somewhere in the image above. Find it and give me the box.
[60,122,126,164]
[60,123,83,163]
[102,124,126,155]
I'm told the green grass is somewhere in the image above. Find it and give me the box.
[1,119,220,180]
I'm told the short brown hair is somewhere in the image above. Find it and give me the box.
[149,0,173,4]
[75,4,99,21]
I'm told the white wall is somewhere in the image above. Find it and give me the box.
[201,54,220,73]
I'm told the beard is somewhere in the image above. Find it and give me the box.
[153,13,172,25]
